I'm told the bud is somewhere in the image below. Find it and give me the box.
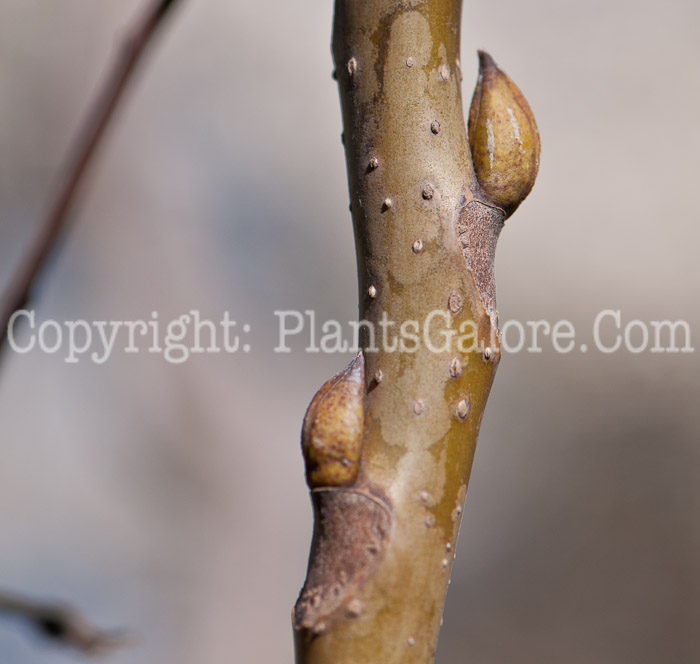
[468,51,540,218]
[301,352,365,488]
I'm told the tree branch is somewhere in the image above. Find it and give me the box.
[0,0,182,355]
[0,1,183,655]
[293,1,539,662]
[0,590,127,655]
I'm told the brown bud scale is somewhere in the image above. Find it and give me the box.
[468,50,540,217]
[301,353,366,488]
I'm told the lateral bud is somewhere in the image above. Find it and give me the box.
[468,50,540,218]
[301,352,365,488]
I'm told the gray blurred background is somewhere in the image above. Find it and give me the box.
[0,1,698,662]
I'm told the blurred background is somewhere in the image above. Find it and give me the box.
[0,0,698,662]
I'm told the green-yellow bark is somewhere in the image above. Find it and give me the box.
[293,1,539,662]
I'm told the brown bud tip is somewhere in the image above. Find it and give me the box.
[469,50,540,218]
[477,49,497,71]
[301,353,365,488]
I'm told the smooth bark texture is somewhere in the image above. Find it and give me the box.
[294,1,539,662]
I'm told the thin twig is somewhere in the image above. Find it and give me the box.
[0,590,127,655]
[0,0,182,354]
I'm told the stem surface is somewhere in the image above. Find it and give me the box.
[294,1,505,662]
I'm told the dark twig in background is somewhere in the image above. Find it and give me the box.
[0,0,183,656]
[0,590,127,656]
[0,0,182,355]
